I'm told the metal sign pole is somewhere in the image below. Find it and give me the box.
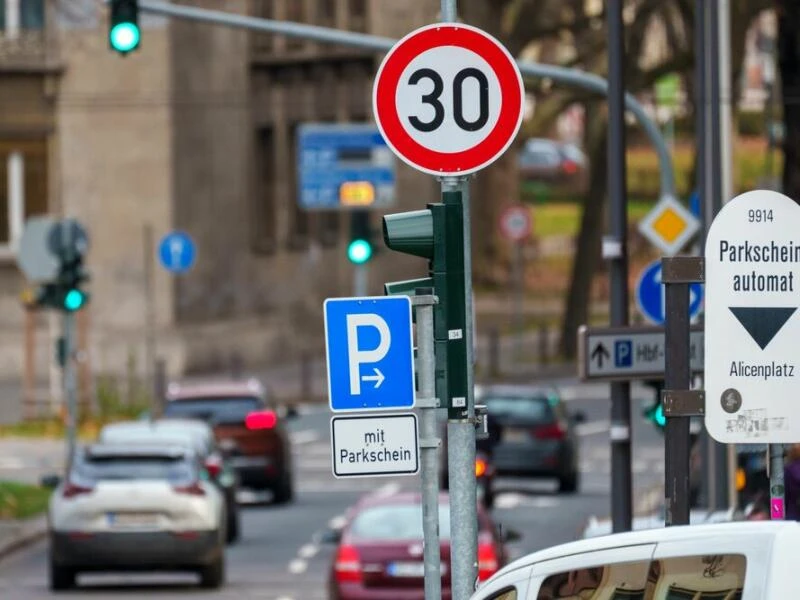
[606,0,633,534]
[354,263,368,297]
[413,290,442,600]
[513,242,524,363]
[63,310,77,465]
[769,444,785,519]
[662,256,705,526]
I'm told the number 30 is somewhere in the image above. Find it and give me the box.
[407,67,490,133]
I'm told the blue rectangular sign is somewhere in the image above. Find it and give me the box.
[324,296,415,412]
[297,123,396,210]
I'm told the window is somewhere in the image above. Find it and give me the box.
[536,560,650,600]
[286,0,305,49]
[72,454,196,485]
[288,122,309,248]
[0,139,48,253]
[318,0,335,24]
[254,127,277,252]
[487,588,518,600]
[162,396,264,424]
[348,0,366,31]
[657,554,746,600]
[483,396,554,422]
[0,0,44,31]
[349,504,451,541]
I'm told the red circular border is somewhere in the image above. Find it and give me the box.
[500,206,531,241]
[374,24,524,176]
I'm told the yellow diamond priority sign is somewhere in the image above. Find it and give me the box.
[638,196,700,256]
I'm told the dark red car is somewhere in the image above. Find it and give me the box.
[163,378,294,504]
[324,491,519,600]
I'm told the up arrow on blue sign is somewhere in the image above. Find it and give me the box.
[324,296,415,412]
[635,259,703,325]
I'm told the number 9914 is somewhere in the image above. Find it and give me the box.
[748,209,773,223]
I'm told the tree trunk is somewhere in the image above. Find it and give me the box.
[559,106,608,359]
[778,0,800,201]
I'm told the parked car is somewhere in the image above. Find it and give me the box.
[98,418,241,543]
[323,491,519,600]
[518,138,588,192]
[470,521,800,599]
[162,378,295,504]
[475,385,584,493]
[45,443,226,591]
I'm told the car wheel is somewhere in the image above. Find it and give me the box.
[226,504,241,544]
[199,554,226,589]
[558,471,579,494]
[272,470,294,505]
[49,557,75,591]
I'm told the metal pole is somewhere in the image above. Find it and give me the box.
[143,224,156,403]
[134,0,676,200]
[414,290,442,600]
[353,264,368,297]
[663,261,693,527]
[513,242,524,364]
[63,310,77,463]
[606,0,633,533]
[769,444,785,520]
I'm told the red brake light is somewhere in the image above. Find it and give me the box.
[173,481,206,496]
[204,455,222,478]
[477,542,499,581]
[62,482,93,498]
[245,410,277,430]
[334,544,362,583]
[562,159,578,174]
[532,423,566,441]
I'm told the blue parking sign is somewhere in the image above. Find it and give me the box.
[324,296,415,412]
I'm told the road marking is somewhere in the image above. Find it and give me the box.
[298,543,318,559]
[575,420,610,436]
[291,430,319,445]
[288,559,307,574]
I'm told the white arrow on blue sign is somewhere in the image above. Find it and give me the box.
[324,296,415,412]
[158,231,196,274]
[635,258,703,325]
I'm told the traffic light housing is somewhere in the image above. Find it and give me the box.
[347,210,374,265]
[109,0,141,55]
[642,380,666,429]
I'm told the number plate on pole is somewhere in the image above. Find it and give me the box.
[372,23,525,177]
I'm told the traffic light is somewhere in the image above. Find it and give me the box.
[348,210,374,265]
[383,191,467,418]
[57,251,90,312]
[642,380,666,429]
[109,0,140,55]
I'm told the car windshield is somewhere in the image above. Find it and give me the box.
[349,504,451,541]
[483,395,554,421]
[72,455,196,485]
[163,396,262,423]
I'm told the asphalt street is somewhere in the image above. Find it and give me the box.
[0,379,666,599]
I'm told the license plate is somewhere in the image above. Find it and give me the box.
[231,456,269,468]
[387,562,425,578]
[503,427,528,442]
[107,512,159,528]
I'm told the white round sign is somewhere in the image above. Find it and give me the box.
[499,205,531,242]
[373,23,525,177]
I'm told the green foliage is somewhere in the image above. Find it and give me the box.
[0,481,52,519]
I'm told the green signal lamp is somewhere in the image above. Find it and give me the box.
[644,401,667,428]
[63,289,88,312]
[110,22,140,53]
[347,239,373,265]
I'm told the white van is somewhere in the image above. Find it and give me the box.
[470,521,800,600]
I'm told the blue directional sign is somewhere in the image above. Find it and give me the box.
[158,231,196,274]
[636,259,703,325]
[298,124,396,210]
[324,296,415,412]
[689,189,701,218]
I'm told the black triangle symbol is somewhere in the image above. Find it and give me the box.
[729,307,797,350]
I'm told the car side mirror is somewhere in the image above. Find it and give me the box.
[572,411,587,424]
[500,527,522,543]
[40,474,61,489]
[319,528,342,544]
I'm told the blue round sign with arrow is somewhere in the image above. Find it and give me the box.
[635,258,703,325]
[158,231,196,274]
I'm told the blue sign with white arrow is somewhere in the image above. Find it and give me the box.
[158,231,196,274]
[636,258,703,325]
[324,296,415,412]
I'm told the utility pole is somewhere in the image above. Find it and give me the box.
[606,0,633,533]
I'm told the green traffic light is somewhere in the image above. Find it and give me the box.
[348,239,373,264]
[654,403,666,427]
[63,289,86,312]
[110,22,140,53]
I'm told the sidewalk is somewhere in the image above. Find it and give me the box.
[0,515,47,563]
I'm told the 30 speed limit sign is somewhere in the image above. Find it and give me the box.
[373,23,525,177]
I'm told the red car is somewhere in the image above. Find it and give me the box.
[324,491,519,600]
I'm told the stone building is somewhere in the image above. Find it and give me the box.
[0,0,439,394]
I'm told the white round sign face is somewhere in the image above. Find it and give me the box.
[373,23,525,177]
[500,206,531,242]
